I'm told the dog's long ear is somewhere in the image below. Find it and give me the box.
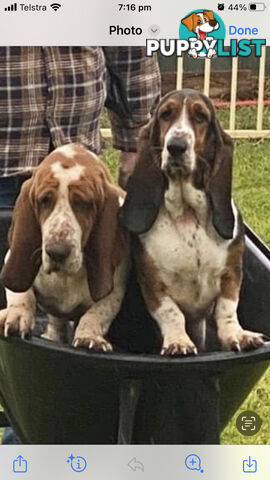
[207,117,235,240]
[85,185,126,302]
[120,116,166,234]
[181,13,197,31]
[0,178,42,292]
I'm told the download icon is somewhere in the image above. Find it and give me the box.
[243,456,257,473]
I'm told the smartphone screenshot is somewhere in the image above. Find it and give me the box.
[0,0,269,478]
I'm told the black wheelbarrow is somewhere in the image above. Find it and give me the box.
[0,208,269,444]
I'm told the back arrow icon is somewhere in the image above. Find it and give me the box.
[128,458,144,472]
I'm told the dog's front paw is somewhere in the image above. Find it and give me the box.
[161,334,198,356]
[0,306,35,339]
[188,48,198,59]
[219,328,265,351]
[73,333,113,352]
[207,48,216,58]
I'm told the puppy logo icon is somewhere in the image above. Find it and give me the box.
[179,10,226,58]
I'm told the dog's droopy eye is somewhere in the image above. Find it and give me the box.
[197,19,202,25]
[72,195,92,212]
[193,109,209,124]
[160,107,174,121]
[37,192,53,210]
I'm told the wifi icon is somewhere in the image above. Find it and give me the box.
[50,3,61,11]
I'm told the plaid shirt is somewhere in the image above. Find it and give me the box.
[0,47,161,177]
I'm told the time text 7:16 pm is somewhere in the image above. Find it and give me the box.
[118,3,152,12]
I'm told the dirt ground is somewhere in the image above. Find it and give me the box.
[161,71,270,101]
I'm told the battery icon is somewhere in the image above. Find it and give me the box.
[249,2,266,10]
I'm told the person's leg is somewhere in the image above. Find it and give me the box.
[118,152,138,189]
[0,177,19,210]
[2,426,20,444]
[0,175,28,445]
[0,176,19,309]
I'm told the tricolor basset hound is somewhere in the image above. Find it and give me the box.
[120,89,264,356]
[0,144,129,351]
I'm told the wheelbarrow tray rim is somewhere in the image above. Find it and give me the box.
[1,336,270,376]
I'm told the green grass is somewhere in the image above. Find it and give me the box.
[217,105,270,130]
[0,107,269,445]
[221,134,270,444]
[0,406,3,442]
[101,144,120,181]
[221,369,270,444]
[233,139,270,245]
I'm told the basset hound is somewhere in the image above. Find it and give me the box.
[120,89,264,356]
[0,144,129,351]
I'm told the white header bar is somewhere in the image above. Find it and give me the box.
[0,0,269,45]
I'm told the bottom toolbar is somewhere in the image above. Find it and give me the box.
[0,445,269,479]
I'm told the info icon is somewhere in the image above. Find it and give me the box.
[67,454,87,473]
[236,410,262,436]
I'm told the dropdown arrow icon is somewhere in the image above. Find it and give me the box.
[148,24,160,36]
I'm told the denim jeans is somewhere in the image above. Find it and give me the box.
[0,176,24,445]
[0,175,24,209]
[0,175,22,301]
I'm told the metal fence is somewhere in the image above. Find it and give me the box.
[102,46,270,140]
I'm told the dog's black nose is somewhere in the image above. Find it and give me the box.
[167,138,188,157]
[209,20,217,27]
[46,243,71,262]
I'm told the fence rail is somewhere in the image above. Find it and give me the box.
[101,46,270,140]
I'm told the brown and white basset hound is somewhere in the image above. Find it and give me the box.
[120,89,264,356]
[0,144,129,351]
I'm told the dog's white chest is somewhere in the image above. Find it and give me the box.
[34,266,92,316]
[140,205,228,313]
